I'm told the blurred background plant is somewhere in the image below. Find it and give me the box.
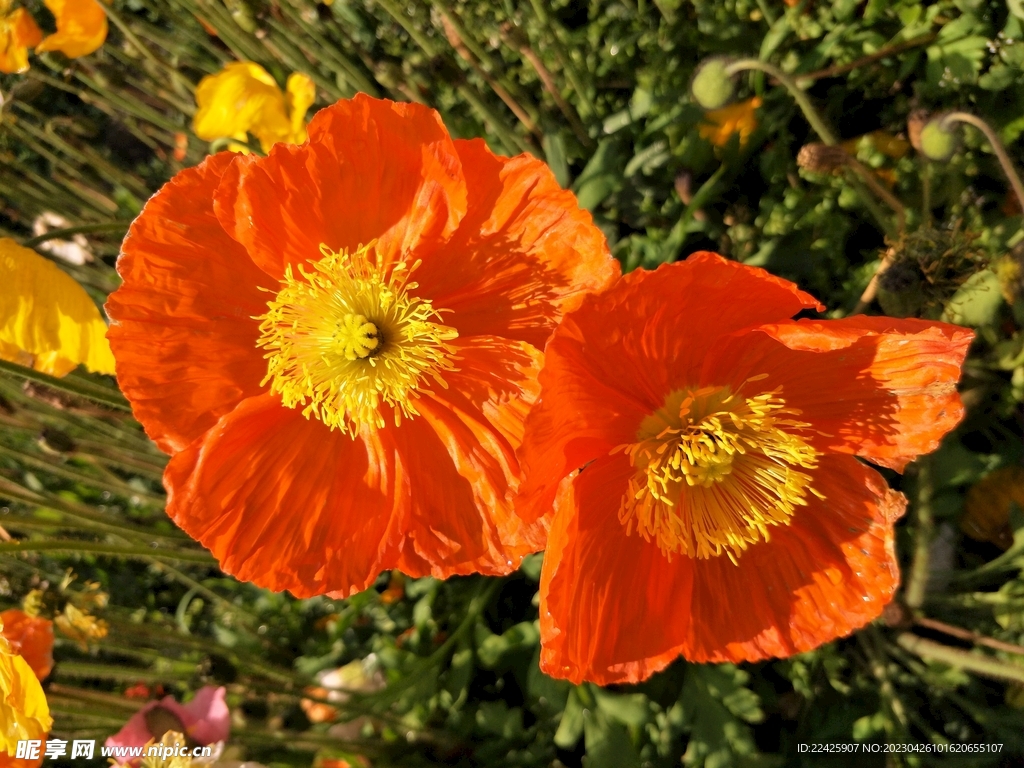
[2,0,1024,766]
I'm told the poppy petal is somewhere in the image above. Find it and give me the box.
[539,454,697,685]
[222,94,467,280]
[682,454,905,664]
[35,0,107,59]
[0,610,53,681]
[415,138,620,348]
[540,453,904,684]
[164,394,400,598]
[385,337,547,576]
[107,153,272,454]
[516,253,823,524]
[701,315,974,472]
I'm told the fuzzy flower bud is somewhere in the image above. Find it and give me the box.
[796,143,848,173]
[691,58,735,111]
[919,118,957,161]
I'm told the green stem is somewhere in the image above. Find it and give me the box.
[896,633,1024,684]
[0,360,131,412]
[726,58,837,144]
[725,57,898,237]
[147,559,262,627]
[102,5,196,96]
[374,0,438,56]
[904,458,933,610]
[0,443,163,505]
[0,477,180,542]
[526,0,595,117]
[0,539,216,564]
[941,111,1024,218]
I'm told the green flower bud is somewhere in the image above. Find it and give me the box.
[920,119,957,162]
[691,59,735,111]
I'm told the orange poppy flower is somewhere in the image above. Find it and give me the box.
[516,253,973,685]
[106,95,618,598]
[0,610,53,681]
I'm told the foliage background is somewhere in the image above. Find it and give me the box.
[2,0,1024,766]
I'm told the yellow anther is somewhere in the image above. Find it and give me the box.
[255,242,457,434]
[616,383,821,562]
[336,313,380,360]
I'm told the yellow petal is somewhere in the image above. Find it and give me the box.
[193,62,292,153]
[285,72,316,144]
[0,8,42,74]
[0,238,115,376]
[35,0,107,59]
[699,96,762,148]
[0,651,52,755]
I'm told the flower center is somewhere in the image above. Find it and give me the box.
[256,243,458,434]
[616,379,821,562]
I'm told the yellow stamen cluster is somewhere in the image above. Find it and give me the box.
[256,243,458,434]
[617,380,822,562]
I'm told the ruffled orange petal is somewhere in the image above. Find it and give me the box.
[384,337,547,577]
[164,394,401,598]
[539,455,696,685]
[516,253,823,524]
[414,138,620,348]
[540,454,905,684]
[219,94,467,281]
[0,611,53,681]
[701,316,974,472]
[106,153,273,454]
[681,454,905,663]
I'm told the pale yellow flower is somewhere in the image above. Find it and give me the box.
[0,1,42,74]
[54,603,108,650]
[193,62,316,153]
[698,96,762,148]
[0,620,52,756]
[0,237,116,377]
[35,0,107,59]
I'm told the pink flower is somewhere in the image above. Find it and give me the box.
[105,686,230,763]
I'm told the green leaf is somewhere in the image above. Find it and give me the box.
[582,710,640,768]
[475,700,524,738]
[477,620,540,668]
[543,132,570,189]
[572,138,627,211]
[680,665,763,767]
[593,687,651,727]
[941,269,1004,326]
[555,686,587,748]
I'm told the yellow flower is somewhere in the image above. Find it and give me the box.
[0,238,116,377]
[54,603,108,650]
[0,2,42,74]
[699,96,762,148]
[35,0,107,59]
[840,130,910,161]
[193,62,316,153]
[0,622,52,756]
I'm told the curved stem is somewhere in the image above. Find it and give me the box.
[726,58,897,237]
[941,111,1024,217]
[726,58,838,145]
